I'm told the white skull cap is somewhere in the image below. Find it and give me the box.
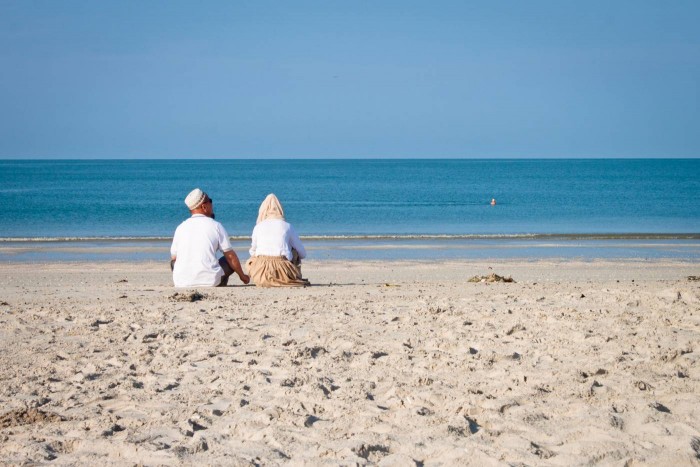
[184,188,206,210]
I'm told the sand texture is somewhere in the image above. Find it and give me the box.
[0,260,699,465]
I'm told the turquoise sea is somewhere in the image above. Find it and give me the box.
[0,159,698,261]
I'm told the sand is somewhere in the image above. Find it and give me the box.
[0,260,699,465]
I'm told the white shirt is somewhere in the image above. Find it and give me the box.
[170,214,232,287]
[249,218,306,261]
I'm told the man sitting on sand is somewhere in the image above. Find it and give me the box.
[170,188,250,287]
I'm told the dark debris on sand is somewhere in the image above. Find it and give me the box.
[468,273,516,283]
[170,291,207,302]
[0,408,65,428]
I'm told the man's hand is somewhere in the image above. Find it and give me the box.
[224,250,249,285]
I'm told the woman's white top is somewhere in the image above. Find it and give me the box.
[250,218,306,261]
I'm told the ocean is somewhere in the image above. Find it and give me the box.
[1,159,698,261]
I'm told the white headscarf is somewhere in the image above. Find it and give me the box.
[256,193,285,224]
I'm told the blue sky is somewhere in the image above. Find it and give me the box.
[1,1,698,159]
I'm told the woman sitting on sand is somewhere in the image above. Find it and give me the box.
[246,194,309,287]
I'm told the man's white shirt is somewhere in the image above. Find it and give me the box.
[171,214,232,287]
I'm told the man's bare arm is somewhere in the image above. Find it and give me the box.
[224,250,250,284]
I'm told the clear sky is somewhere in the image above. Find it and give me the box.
[1,0,699,159]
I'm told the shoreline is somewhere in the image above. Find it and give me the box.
[1,260,699,464]
[2,233,699,241]
[2,237,700,263]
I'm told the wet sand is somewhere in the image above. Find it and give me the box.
[0,260,699,465]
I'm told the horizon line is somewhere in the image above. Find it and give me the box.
[1,155,699,161]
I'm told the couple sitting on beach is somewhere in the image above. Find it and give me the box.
[170,189,309,288]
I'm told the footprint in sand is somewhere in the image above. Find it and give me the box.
[649,402,671,413]
[609,414,624,430]
[530,441,555,459]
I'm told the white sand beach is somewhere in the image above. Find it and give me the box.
[1,260,699,465]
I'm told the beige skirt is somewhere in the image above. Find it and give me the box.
[246,255,309,287]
